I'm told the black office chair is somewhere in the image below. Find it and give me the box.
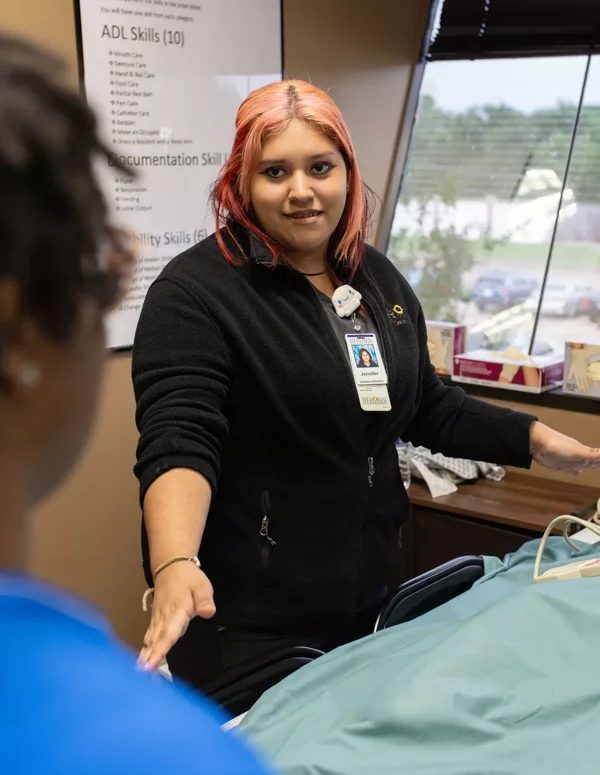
[203,645,325,718]
[205,556,485,716]
[374,555,484,631]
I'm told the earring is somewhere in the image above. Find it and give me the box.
[20,361,41,388]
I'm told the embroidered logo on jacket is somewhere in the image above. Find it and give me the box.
[387,304,407,325]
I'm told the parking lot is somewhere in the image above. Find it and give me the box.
[463,301,599,349]
[461,264,600,351]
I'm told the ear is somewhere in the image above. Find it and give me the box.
[0,279,42,394]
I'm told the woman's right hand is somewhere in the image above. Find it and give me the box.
[138,561,216,672]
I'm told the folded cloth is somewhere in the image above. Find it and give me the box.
[396,441,505,498]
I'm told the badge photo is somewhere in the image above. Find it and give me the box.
[345,333,387,385]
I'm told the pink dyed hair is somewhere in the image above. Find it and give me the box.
[211,80,369,277]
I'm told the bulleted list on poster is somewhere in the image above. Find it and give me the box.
[76,0,282,347]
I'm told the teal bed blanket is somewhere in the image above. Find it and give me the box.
[242,538,600,775]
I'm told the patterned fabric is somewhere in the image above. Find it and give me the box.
[396,441,505,498]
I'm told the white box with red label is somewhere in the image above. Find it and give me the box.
[452,348,564,393]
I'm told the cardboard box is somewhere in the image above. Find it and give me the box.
[452,347,564,393]
[563,341,600,399]
[426,321,467,376]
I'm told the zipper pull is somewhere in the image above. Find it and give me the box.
[260,516,276,545]
[368,457,375,487]
[260,492,276,545]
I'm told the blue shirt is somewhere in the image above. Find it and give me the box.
[0,572,274,774]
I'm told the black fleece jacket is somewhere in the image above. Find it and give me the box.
[132,227,536,634]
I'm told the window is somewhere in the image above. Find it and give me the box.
[385,0,600,361]
[532,56,600,354]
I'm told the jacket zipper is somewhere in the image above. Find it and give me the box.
[367,456,375,487]
[289,262,398,459]
[299,275,384,479]
[259,490,275,573]
[295,269,393,605]
[301,276,365,417]
[260,515,276,545]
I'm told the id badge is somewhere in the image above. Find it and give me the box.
[345,333,388,385]
[357,384,392,412]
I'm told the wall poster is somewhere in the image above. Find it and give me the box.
[75,0,282,348]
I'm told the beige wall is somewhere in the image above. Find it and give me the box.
[283,0,431,235]
[0,0,78,73]
[5,0,599,651]
[29,357,145,644]
[0,0,148,647]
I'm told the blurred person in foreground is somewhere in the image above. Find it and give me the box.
[0,34,273,775]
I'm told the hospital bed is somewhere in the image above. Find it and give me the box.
[222,531,600,774]
[203,555,486,719]
[204,513,600,722]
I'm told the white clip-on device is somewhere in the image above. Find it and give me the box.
[534,497,600,582]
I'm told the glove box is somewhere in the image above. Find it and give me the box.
[452,346,564,393]
[425,321,467,376]
[564,341,600,399]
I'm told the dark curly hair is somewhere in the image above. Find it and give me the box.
[0,34,134,345]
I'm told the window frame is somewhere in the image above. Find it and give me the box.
[376,1,600,411]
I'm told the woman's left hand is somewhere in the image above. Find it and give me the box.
[530,421,600,475]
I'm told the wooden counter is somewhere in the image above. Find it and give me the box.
[408,473,599,533]
[395,473,599,584]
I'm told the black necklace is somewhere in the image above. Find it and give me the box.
[298,269,327,277]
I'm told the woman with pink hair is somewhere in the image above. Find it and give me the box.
[132,80,600,702]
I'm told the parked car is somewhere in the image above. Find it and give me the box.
[539,280,594,318]
[473,272,538,312]
[469,315,562,358]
